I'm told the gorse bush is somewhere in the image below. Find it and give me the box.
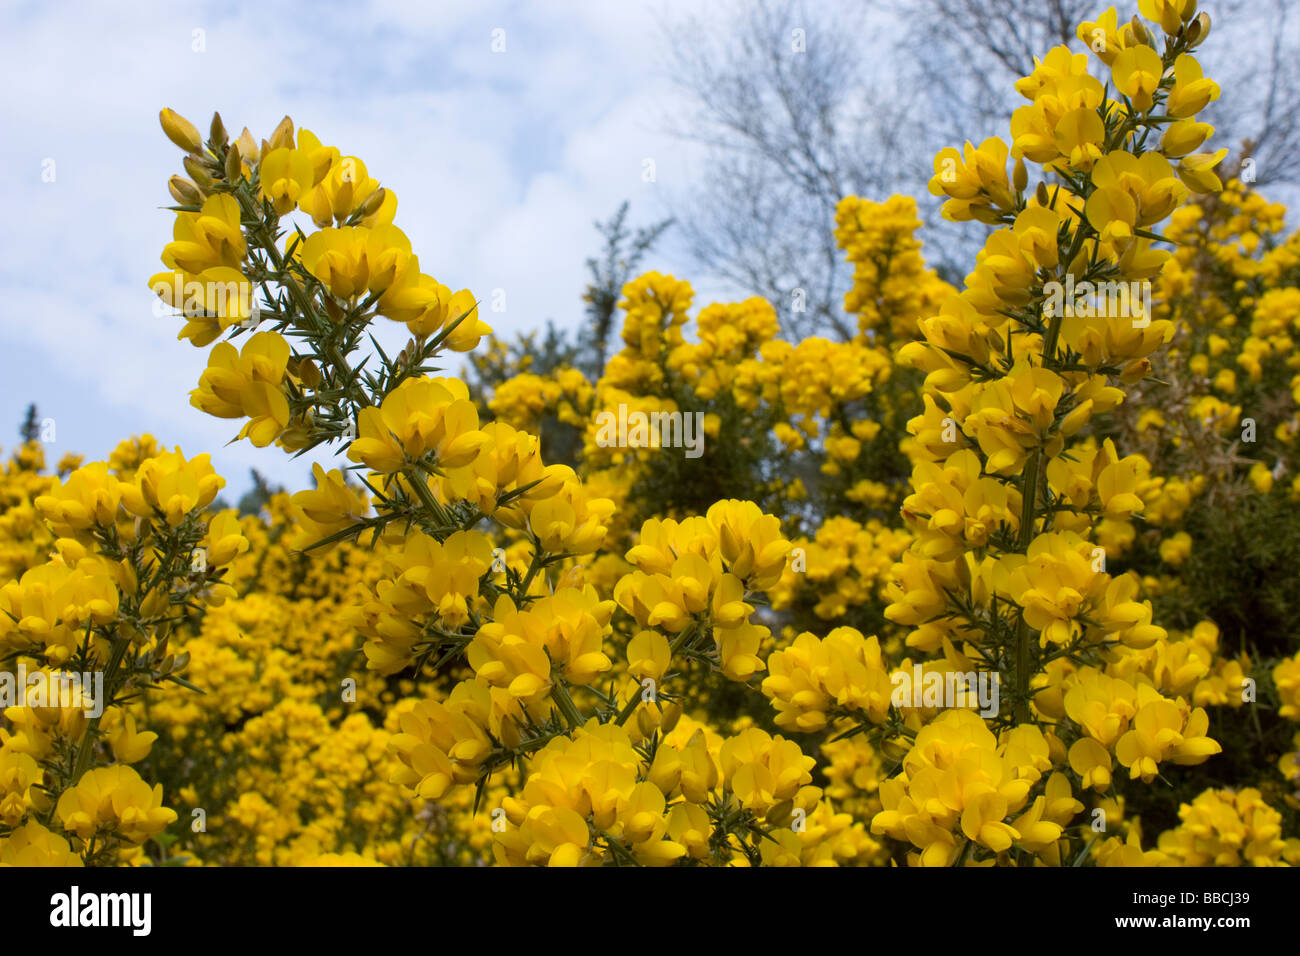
[2,1,1299,867]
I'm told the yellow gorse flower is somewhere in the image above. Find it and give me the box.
[55,765,178,845]
[23,4,1279,869]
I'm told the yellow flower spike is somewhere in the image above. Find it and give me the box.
[1087,151,1188,245]
[1113,687,1220,782]
[521,477,612,555]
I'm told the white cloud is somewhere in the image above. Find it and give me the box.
[0,0,716,493]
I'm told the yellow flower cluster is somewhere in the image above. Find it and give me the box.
[871,710,1082,866]
[1157,787,1298,866]
[7,1,1299,869]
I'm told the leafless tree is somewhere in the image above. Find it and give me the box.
[661,0,935,340]
[660,0,1300,341]
[907,0,1300,188]
[900,0,1095,144]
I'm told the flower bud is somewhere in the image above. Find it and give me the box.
[1120,357,1152,384]
[1013,157,1028,194]
[1036,180,1051,207]
[159,108,203,153]
[182,155,213,190]
[498,716,521,750]
[661,700,682,734]
[1160,119,1213,158]
[209,112,228,148]
[1129,15,1151,46]
[168,175,202,206]
[296,357,322,389]
[269,115,295,151]
[1187,12,1210,48]
[636,704,660,739]
[236,127,260,164]
[225,143,242,183]
[766,799,795,828]
[359,187,388,218]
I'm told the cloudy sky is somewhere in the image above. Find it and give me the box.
[0,0,736,497]
[3,1,1292,500]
